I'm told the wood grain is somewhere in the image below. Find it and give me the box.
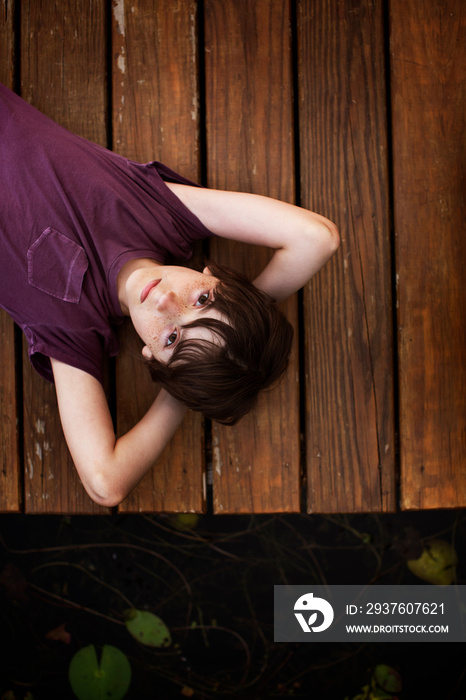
[391,0,466,509]
[4,0,462,513]
[112,0,206,512]
[0,0,15,88]
[298,0,395,512]
[0,0,21,512]
[20,0,109,513]
[205,0,301,513]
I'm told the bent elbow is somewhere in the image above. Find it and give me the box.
[92,491,124,509]
[85,471,126,508]
[326,220,340,254]
[304,215,340,260]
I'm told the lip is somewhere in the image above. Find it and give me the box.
[140,279,161,303]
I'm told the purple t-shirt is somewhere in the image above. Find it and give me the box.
[0,84,213,384]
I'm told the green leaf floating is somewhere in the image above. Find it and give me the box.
[373,664,402,693]
[69,644,131,700]
[407,538,457,585]
[124,608,172,647]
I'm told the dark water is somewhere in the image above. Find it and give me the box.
[0,510,465,699]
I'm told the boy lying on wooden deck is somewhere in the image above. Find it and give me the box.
[0,83,339,507]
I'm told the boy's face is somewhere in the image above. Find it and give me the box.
[126,265,224,361]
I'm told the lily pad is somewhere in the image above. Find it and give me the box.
[407,538,457,585]
[69,644,131,700]
[124,608,172,647]
[173,513,199,531]
[373,664,402,693]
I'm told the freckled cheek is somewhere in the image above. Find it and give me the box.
[133,312,165,347]
[143,317,165,345]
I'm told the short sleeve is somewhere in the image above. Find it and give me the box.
[24,324,118,385]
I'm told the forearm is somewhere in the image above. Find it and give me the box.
[91,391,187,506]
[253,217,340,302]
[165,184,340,299]
[51,358,187,507]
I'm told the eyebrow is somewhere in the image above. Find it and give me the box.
[166,309,224,357]
[163,315,206,357]
[199,302,214,314]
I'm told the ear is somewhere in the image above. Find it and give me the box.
[202,265,213,276]
[141,345,154,361]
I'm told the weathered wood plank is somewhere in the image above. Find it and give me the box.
[0,310,18,512]
[298,0,395,512]
[0,0,15,88]
[112,0,206,513]
[0,0,21,512]
[21,0,109,513]
[205,0,301,513]
[391,0,466,509]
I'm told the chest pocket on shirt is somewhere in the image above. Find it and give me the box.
[28,227,89,304]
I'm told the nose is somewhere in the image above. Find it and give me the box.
[155,290,179,312]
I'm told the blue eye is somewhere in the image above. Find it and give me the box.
[166,330,178,347]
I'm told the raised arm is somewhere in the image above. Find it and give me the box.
[51,358,187,507]
[166,184,340,301]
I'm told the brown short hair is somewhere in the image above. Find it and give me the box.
[145,261,294,425]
